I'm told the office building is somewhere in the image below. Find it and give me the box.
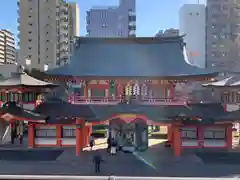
[179,4,206,68]
[17,0,80,71]
[0,30,16,64]
[86,0,136,37]
[206,0,240,72]
[155,28,179,37]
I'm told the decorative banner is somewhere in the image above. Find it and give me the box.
[133,81,140,95]
[125,83,132,96]
[141,83,148,96]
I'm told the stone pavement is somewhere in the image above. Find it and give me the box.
[0,138,239,177]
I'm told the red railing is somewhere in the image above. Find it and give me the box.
[69,95,188,105]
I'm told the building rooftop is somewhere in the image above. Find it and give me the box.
[47,37,218,79]
[0,73,58,88]
[203,74,240,87]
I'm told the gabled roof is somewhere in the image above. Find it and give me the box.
[203,74,240,87]
[0,73,58,88]
[48,37,217,79]
[35,102,96,124]
[0,102,48,123]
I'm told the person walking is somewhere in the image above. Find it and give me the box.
[110,138,117,156]
[89,135,95,151]
[93,150,103,173]
[107,137,111,153]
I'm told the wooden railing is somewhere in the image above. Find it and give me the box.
[69,95,188,105]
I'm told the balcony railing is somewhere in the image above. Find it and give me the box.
[69,95,188,105]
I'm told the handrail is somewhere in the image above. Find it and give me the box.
[0,175,237,180]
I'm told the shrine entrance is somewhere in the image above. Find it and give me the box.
[107,114,150,152]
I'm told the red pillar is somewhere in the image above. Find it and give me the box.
[226,124,232,149]
[28,122,35,148]
[76,119,82,156]
[82,123,87,148]
[197,126,204,148]
[56,125,62,147]
[173,126,181,157]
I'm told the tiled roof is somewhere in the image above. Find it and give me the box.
[35,102,96,123]
[48,37,217,78]
[203,74,240,87]
[0,101,47,122]
[0,73,57,88]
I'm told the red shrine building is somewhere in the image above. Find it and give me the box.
[0,36,239,157]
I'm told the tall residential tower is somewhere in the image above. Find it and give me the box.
[179,4,206,68]
[17,0,80,70]
[86,0,136,37]
[206,0,240,72]
[0,30,16,64]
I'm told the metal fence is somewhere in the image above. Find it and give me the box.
[0,175,239,180]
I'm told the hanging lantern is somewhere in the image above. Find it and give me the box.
[125,83,132,96]
[141,83,148,96]
[109,80,115,96]
[133,81,140,95]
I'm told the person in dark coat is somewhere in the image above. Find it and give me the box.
[107,137,111,153]
[93,151,103,173]
[11,126,17,144]
[110,138,117,155]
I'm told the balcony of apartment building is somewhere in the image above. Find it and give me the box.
[59,34,68,42]
[60,6,68,15]
[128,30,136,36]
[60,24,68,31]
[60,16,68,23]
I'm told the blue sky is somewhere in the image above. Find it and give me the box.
[0,0,206,39]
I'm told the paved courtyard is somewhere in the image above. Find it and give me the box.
[0,138,239,177]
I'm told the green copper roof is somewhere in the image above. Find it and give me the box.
[47,37,217,78]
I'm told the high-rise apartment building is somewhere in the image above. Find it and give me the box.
[206,0,240,72]
[17,0,80,70]
[179,4,206,68]
[86,0,136,37]
[0,30,16,64]
[155,29,179,37]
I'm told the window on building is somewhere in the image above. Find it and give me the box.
[204,127,225,140]
[181,128,197,140]
[212,34,217,39]
[196,12,199,16]
[62,126,76,137]
[28,23,32,26]
[28,47,32,50]
[35,127,56,138]
[28,39,32,42]
[212,43,217,48]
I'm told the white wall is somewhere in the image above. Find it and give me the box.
[179,4,206,68]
